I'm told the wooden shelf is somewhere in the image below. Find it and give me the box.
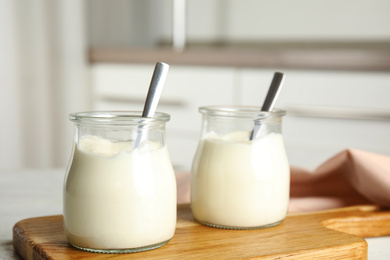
[89,42,390,71]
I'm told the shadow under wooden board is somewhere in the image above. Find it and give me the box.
[13,204,390,260]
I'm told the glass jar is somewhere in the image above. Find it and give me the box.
[63,111,177,253]
[191,106,290,229]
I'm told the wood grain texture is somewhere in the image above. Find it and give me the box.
[13,204,390,260]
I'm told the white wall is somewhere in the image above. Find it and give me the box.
[87,0,390,47]
[188,0,390,42]
[0,1,22,169]
[0,0,90,171]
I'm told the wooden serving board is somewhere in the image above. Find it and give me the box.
[13,204,390,260]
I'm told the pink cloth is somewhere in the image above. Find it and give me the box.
[176,149,390,212]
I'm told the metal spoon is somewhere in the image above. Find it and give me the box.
[249,72,285,140]
[133,62,169,148]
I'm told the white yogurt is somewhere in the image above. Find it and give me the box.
[63,136,176,250]
[191,131,289,228]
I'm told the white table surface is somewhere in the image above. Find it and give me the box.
[1,169,389,260]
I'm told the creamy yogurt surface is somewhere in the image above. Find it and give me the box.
[191,131,290,228]
[64,136,176,250]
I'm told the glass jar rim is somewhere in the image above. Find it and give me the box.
[69,111,170,125]
[199,106,286,118]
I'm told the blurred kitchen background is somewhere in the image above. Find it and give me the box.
[1,0,390,172]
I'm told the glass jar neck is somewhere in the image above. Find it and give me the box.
[199,106,286,119]
[199,106,285,138]
[70,111,170,145]
[69,111,170,127]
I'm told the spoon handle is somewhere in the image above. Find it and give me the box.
[142,62,170,117]
[250,72,284,140]
[134,62,169,149]
[261,72,284,112]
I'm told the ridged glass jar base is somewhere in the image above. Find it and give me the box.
[197,220,284,230]
[70,239,170,254]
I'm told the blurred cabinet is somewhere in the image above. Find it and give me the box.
[239,69,390,169]
[91,64,390,171]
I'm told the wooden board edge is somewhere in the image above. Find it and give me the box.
[13,222,33,260]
